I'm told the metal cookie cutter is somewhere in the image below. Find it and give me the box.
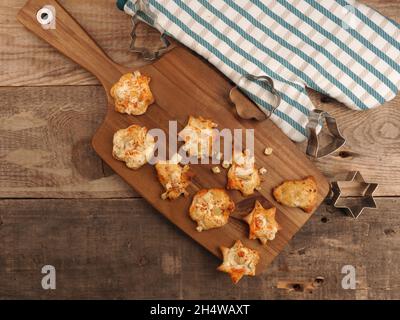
[229,74,281,121]
[306,109,346,158]
[229,75,344,158]
[130,0,171,60]
[330,171,378,219]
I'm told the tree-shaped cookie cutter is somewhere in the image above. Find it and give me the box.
[306,109,346,158]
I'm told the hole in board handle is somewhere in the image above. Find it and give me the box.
[36,7,54,26]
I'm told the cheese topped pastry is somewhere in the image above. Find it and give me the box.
[189,188,235,232]
[155,156,192,200]
[243,201,279,245]
[273,176,318,213]
[227,149,261,196]
[110,71,154,116]
[178,116,218,159]
[217,240,260,284]
[112,124,155,170]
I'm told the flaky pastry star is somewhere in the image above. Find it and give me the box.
[243,201,280,245]
[217,240,260,284]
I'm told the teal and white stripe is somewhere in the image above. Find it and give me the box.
[122,0,400,142]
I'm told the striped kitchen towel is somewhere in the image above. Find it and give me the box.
[117,0,400,142]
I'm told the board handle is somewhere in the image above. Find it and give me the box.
[17,0,121,87]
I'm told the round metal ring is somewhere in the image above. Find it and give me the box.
[36,7,54,26]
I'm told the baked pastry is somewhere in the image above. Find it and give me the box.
[273,176,318,213]
[227,149,261,196]
[178,116,218,159]
[112,124,155,169]
[243,201,279,245]
[110,71,154,115]
[189,188,235,232]
[217,240,260,284]
[155,157,192,200]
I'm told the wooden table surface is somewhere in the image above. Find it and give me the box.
[1,0,399,299]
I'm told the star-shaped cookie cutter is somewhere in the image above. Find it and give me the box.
[129,0,171,61]
[330,171,378,219]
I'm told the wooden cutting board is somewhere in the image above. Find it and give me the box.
[18,0,330,274]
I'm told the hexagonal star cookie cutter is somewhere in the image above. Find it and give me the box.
[129,0,171,61]
[330,171,378,219]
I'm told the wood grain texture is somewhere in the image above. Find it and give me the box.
[0,198,398,299]
[0,86,137,198]
[17,0,125,88]
[0,0,399,299]
[1,86,400,198]
[1,0,161,86]
[3,0,398,197]
[305,91,400,196]
[15,0,330,274]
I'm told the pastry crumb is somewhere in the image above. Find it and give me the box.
[211,166,221,174]
[259,167,267,175]
[264,147,273,155]
[222,160,231,169]
[161,192,168,200]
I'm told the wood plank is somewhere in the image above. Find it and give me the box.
[304,90,400,197]
[1,0,160,86]
[1,0,399,86]
[0,85,136,198]
[364,0,400,22]
[2,86,400,198]
[0,198,398,299]
[1,0,399,300]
